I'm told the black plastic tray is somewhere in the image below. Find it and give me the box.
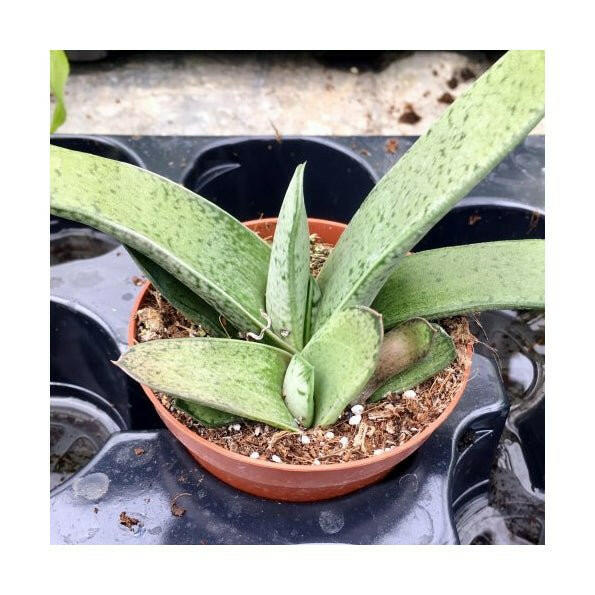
[50,134,544,544]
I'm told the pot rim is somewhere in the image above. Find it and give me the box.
[127,217,473,473]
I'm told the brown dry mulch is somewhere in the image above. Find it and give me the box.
[119,511,140,529]
[134,235,475,466]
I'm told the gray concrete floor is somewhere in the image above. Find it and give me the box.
[55,51,544,136]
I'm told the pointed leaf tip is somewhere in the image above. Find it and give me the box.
[266,163,310,351]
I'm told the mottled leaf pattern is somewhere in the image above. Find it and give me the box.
[129,248,231,337]
[373,240,545,330]
[356,318,435,404]
[315,50,545,330]
[50,146,294,351]
[283,353,315,426]
[369,324,457,403]
[266,164,310,351]
[302,307,383,427]
[115,338,297,431]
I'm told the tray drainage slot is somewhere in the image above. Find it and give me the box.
[50,384,126,491]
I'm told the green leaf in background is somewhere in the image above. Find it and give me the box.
[315,50,545,331]
[50,146,295,352]
[174,398,239,427]
[302,307,383,427]
[372,240,545,330]
[356,318,435,404]
[369,324,457,403]
[129,247,232,338]
[266,163,310,351]
[283,353,315,426]
[50,50,69,133]
[115,338,297,431]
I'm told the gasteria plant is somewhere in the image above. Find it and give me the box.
[50,50,545,433]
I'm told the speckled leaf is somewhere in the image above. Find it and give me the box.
[283,353,315,427]
[266,164,310,351]
[50,50,69,133]
[302,307,383,427]
[372,240,545,330]
[303,276,322,347]
[128,248,231,337]
[369,324,456,403]
[356,318,435,404]
[115,338,297,431]
[173,399,239,427]
[315,51,545,330]
[50,146,293,351]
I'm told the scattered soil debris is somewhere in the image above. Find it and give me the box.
[447,77,459,89]
[432,69,438,76]
[385,139,399,154]
[309,235,332,277]
[359,148,371,156]
[119,512,140,530]
[438,92,455,105]
[171,493,191,518]
[468,214,482,226]
[133,447,145,456]
[460,67,476,81]
[398,105,421,125]
[93,507,99,514]
[131,275,145,286]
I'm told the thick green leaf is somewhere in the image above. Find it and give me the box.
[174,398,239,427]
[283,353,315,426]
[266,163,310,351]
[50,50,69,133]
[129,248,231,337]
[50,146,294,352]
[302,307,383,427]
[315,51,545,330]
[369,324,457,403]
[303,276,322,347]
[373,240,545,330]
[356,318,435,404]
[115,338,297,431]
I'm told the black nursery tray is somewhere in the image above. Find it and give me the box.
[50,134,545,545]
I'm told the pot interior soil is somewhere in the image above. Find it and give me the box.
[134,234,475,466]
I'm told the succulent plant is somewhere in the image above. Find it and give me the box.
[50,50,545,432]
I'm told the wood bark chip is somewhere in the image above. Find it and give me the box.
[119,512,140,529]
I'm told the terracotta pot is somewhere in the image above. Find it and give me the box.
[128,217,473,501]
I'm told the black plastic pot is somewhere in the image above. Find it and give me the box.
[50,134,544,544]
